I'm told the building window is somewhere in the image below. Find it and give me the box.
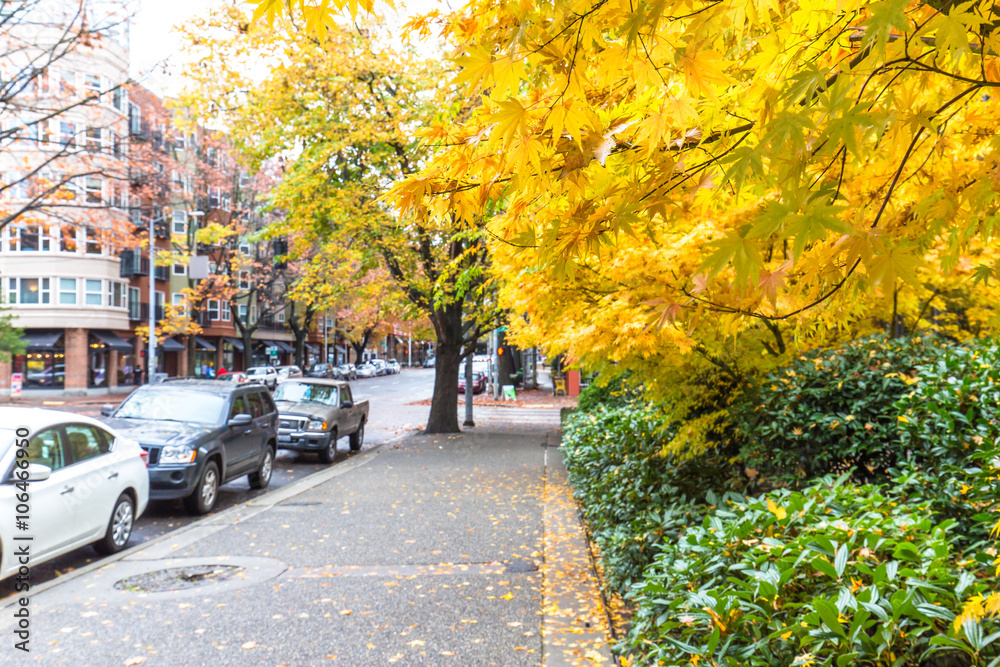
[7,277,49,305]
[60,226,78,252]
[128,287,140,319]
[276,311,285,323]
[84,73,101,94]
[155,291,165,319]
[239,243,251,255]
[221,300,230,322]
[171,170,182,192]
[172,210,187,235]
[128,102,141,135]
[173,263,186,276]
[239,271,250,289]
[85,177,102,203]
[59,70,75,95]
[107,281,125,308]
[238,304,248,323]
[172,293,186,309]
[86,126,101,150]
[222,194,231,211]
[85,279,102,305]
[209,187,220,209]
[85,228,101,254]
[59,277,77,304]
[6,224,52,252]
[208,299,220,320]
[59,121,75,146]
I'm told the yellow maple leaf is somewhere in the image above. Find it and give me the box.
[767,498,787,520]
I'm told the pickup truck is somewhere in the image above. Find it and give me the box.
[270,379,369,462]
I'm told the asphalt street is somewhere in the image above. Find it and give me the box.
[0,369,437,600]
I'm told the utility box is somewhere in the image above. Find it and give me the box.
[565,370,581,396]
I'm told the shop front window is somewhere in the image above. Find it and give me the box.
[118,353,136,386]
[88,335,108,387]
[22,348,65,388]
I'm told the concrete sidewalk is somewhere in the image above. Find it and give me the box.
[0,424,612,666]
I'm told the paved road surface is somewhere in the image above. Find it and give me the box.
[0,369,436,599]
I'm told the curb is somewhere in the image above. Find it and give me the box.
[0,429,418,613]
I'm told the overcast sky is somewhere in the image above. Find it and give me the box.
[128,0,443,95]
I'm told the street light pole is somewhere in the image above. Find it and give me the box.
[146,213,156,384]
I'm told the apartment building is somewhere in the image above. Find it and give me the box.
[0,11,323,396]
[0,11,136,395]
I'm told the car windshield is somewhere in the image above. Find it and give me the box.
[310,364,327,372]
[114,389,226,425]
[273,382,339,406]
[247,368,268,375]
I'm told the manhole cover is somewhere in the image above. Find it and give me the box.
[504,559,539,573]
[115,565,246,593]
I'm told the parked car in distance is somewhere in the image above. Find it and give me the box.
[272,379,369,462]
[355,362,379,378]
[100,380,278,515]
[217,371,250,384]
[459,370,487,395]
[336,363,357,381]
[370,359,389,376]
[246,366,279,390]
[305,363,337,379]
[276,365,303,379]
[423,356,436,368]
[386,359,401,374]
[0,407,149,578]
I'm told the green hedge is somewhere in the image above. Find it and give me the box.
[623,473,1000,666]
[732,335,949,486]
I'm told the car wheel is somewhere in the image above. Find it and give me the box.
[94,493,135,555]
[249,446,274,489]
[319,429,338,463]
[349,421,365,452]
[184,461,220,515]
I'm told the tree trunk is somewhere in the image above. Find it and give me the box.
[425,302,463,433]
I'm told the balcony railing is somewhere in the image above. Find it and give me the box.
[129,303,164,322]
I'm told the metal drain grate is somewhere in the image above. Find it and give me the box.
[114,565,246,593]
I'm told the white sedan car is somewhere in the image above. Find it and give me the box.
[0,408,149,580]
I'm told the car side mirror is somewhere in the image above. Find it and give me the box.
[341,400,353,409]
[26,463,51,482]
[228,413,253,427]
[100,404,115,417]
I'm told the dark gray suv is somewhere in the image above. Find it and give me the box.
[101,380,278,514]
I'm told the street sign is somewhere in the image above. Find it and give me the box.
[10,373,22,399]
[268,346,278,357]
[497,326,508,332]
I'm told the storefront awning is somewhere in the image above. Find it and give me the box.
[159,337,185,352]
[270,340,295,354]
[92,331,133,353]
[194,336,216,352]
[224,337,245,351]
[21,331,63,349]
[304,343,319,354]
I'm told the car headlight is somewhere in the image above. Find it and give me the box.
[307,420,327,431]
[160,445,197,464]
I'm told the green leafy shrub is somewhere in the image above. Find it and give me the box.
[562,405,703,595]
[732,335,949,486]
[622,472,1000,666]
[575,372,645,413]
[896,338,1000,465]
